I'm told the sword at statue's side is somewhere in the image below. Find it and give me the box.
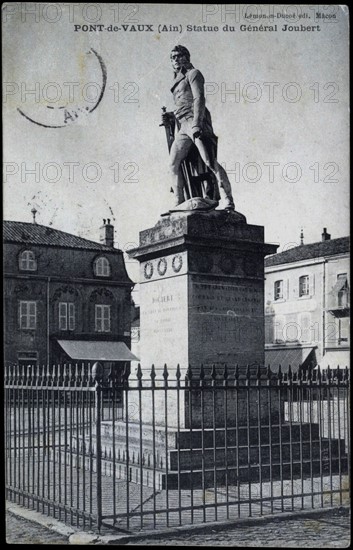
[159,106,175,153]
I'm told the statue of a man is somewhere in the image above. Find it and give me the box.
[162,45,235,211]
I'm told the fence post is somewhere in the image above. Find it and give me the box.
[92,362,103,533]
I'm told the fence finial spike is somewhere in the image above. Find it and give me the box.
[316,364,321,382]
[326,365,330,379]
[223,363,228,380]
[336,365,340,380]
[211,363,217,380]
[309,363,314,381]
[137,363,142,380]
[53,363,58,383]
[176,364,181,380]
[200,363,205,381]
[122,363,130,384]
[163,363,169,382]
[288,364,292,380]
[344,365,349,381]
[63,362,67,377]
[92,362,103,383]
[298,364,303,381]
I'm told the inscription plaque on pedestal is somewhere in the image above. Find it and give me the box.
[128,210,278,427]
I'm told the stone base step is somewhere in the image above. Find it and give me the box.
[98,421,321,450]
[55,448,349,490]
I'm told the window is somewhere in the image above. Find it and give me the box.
[18,352,38,368]
[95,305,111,332]
[19,301,36,329]
[274,280,283,300]
[337,273,349,307]
[59,302,75,330]
[94,256,111,277]
[338,318,350,345]
[299,275,309,297]
[19,250,37,271]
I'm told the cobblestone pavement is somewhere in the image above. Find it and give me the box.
[6,511,69,545]
[6,507,350,546]
[128,508,351,547]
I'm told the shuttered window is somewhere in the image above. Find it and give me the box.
[299,275,309,297]
[20,301,36,329]
[59,302,75,331]
[274,280,283,300]
[94,257,111,277]
[95,305,111,332]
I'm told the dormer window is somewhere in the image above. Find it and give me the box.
[19,250,37,271]
[94,256,111,277]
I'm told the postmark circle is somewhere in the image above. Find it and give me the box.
[17,48,107,128]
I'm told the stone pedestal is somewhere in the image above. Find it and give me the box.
[128,210,278,427]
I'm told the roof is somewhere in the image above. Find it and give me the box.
[265,237,350,268]
[57,340,139,361]
[3,220,116,252]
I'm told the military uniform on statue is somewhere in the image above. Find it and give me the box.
[160,45,245,217]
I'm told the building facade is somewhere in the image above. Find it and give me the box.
[264,229,350,371]
[3,219,137,369]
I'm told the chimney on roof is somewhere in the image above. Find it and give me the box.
[322,227,331,241]
[31,207,37,224]
[100,218,114,247]
[300,228,304,246]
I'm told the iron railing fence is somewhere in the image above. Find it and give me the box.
[5,363,350,534]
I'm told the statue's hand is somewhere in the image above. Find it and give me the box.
[192,126,203,140]
[161,111,173,126]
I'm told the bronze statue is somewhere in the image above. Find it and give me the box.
[161,45,235,212]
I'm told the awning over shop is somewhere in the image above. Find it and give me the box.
[318,350,350,370]
[57,340,139,362]
[265,347,315,373]
[327,275,349,316]
[330,276,348,295]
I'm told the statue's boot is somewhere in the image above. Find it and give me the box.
[217,185,235,210]
[172,176,186,207]
[212,162,235,210]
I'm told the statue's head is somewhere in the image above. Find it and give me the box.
[170,45,191,72]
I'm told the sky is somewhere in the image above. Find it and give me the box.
[3,3,350,288]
